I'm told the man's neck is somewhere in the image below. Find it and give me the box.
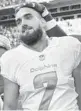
[31,36,48,52]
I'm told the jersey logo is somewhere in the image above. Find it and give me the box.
[39,54,45,61]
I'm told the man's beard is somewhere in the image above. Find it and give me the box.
[20,27,43,45]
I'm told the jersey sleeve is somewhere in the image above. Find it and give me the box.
[0,51,20,83]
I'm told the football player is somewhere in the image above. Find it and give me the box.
[0,34,11,110]
[1,2,81,111]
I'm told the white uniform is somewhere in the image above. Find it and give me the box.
[1,36,81,111]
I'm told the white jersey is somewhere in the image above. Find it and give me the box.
[1,36,81,111]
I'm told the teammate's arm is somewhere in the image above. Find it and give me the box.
[3,77,19,110]
[0,47,8,95]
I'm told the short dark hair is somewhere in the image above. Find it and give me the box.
[15,3,40,14]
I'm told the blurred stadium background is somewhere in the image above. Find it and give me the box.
[0,0,81,48]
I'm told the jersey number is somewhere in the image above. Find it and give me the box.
[33,71,57,110]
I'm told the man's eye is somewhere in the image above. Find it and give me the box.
[24,14,33,19]
[16,19,22,25]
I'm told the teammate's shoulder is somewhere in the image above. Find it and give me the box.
[1,45,20,61]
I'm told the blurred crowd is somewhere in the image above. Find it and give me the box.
[0,25,20,48]
[0,0,48,8]
[0,0,27,48]
[58,18,81,35]
[0,0,26,8]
